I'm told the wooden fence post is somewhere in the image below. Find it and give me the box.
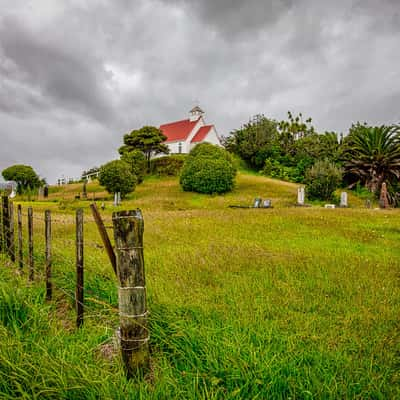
[112,209,149,378]
[8,201,15,262]
[90,203,117,276]
[28,207,34,281]
[18,205,23,269]
[0,199,3,253]
[76,208,84,328]
[45,210,52,300]
[2,196,9,256]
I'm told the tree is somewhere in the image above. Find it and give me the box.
[119,126,169,171]
[277,111,315,153]
[99,160,137,198]
[120,150,146,183]
[342,124,400,193]
[2,164,41,194]
[305,160,343,201]
[223,115,279,169]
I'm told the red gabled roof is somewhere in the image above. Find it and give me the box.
[160,118,199,142]
[191,125,213,143]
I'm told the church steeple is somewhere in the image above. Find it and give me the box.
[189,105,204,121]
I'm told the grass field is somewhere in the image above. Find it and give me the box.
[0,173,399,399]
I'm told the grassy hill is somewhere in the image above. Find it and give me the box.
[0,173,399,399]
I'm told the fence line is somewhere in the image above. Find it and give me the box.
[0,196,149,377]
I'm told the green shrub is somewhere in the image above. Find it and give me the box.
[180,144,236,194]
[305,160,342,201]
[150,155,187,176]
[190,143,236,168]
[262,158,304,183]
[180,157,236,194]
[99,160,137,198]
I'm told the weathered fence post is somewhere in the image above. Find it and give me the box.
[18,204,23,269]
[45,210,52,300]
[76,208,84,328]
[113,209,149,378]
[90,203,117,275]
[28,207,34,281]
[8,201,15,262]
[2,196,9,255]
[0,199,3,253]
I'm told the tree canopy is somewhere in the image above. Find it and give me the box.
[1,164,42,194]
[99,160,137,198]
[342,123,400,193]
[119,126,169,170]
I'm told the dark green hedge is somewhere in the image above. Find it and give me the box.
[150,155,187,176]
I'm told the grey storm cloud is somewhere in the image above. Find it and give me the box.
[0,0,399,183]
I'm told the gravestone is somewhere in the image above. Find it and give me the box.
[38,187,44,198]
[263,199,271,208]
[253,198,262,208]
[324,204,335,209]
[379,182,389,209]
[297,187,305,206]
[365,199,371,209]
[340,191,348,207]
[114,192,122,206]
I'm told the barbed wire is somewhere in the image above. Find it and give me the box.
[0,234,119,320]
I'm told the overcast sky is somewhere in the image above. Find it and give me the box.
[1,0,399,183]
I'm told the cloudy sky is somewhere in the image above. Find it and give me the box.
[1,0,399,183]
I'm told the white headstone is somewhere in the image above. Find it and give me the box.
[297,187,305,205]
[114,192,118,206]
[324,204,335,209]
[340,191,348,207]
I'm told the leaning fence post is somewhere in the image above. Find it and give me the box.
[28,207,34,281]
[113,209,149,378]
[76,208,84,328]
[18,205,23,269]
[8,201,15,262]
[45,210,52,300]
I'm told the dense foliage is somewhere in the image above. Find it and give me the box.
[119,126,169,170]
[305,160,343,201]
[225,112,400,204]
[99,160,137,198]
[1,164,42,194]
[150,155,187,176]
[180,144,236,194]
[342,124,400,194]
[120,149,147,183]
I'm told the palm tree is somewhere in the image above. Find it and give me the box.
[343,124,400,193]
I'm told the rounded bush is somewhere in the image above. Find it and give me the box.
[99,160,137,198]
[180,157,236,194]
[189,143,236,167]
[305,160,342,201]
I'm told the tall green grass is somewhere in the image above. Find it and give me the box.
[0,173,399,398]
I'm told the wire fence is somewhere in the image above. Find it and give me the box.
[0,199,119,329]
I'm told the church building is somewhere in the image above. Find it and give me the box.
[160,106,221,154]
